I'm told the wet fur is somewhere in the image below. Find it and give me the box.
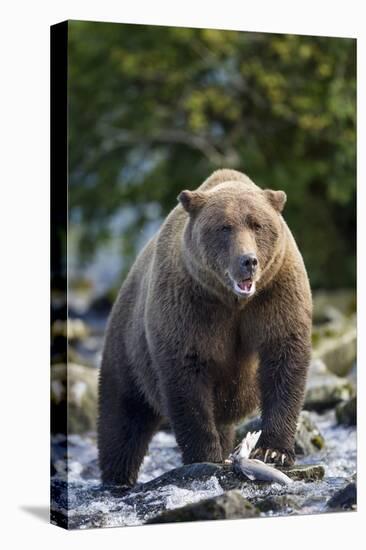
[98,169,312,485]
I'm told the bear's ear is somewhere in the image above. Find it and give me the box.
[177,190,207,214]
[264,189,287,213]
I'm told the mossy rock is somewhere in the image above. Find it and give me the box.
[280,464,325,482]
[51,363,98,434]
[294,411,325,453]
[312,324,356,377]
[52,318,90,341]
[313,290,356,321]
[336,397,356,426]
[255,495,300,513]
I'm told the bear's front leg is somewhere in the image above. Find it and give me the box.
[251,334,311,466]
[161,356,222,464]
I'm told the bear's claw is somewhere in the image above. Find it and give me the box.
[250,447,295,467]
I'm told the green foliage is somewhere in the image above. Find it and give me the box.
[68,21,356,289]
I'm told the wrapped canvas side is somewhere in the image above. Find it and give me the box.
[50,20,69,529]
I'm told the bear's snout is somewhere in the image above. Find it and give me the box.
[227,253,259,298]
[239,253,258,278]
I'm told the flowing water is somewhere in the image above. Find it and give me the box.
[51,409,356,529]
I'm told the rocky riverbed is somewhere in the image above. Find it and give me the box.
[51,289,357,529]
[51,408,356,529]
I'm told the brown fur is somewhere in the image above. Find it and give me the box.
[98,169,312,485]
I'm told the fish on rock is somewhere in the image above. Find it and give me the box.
[228,431,294,486]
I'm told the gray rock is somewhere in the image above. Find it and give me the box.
[312,323,356,377]
[146,490,259,524]
[336,397,357,426]
[235,410,324,455]
[141,463,241,493]
[255,495,300,513]
[313,305,345,326]
[304,359,355,412]
[51,363,98,433]
[140,461,324,495]
[312,290,356,378]
[328,483,356,510]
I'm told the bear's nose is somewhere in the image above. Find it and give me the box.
[239,253,258,275]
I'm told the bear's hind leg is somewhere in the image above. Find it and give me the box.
[98,379,161,487]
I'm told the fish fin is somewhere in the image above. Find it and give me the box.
[245,473,256,481]
[236,430,262,458]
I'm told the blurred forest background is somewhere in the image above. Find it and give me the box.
[68,21,356,298]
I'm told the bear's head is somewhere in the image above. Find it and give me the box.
[178,181,286,300]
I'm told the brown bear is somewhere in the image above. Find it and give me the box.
[98,169,312,486]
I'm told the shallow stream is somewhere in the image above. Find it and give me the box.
[51,409,356,529]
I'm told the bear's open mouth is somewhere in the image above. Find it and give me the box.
[237,279,253,293]
[227,272,256,297]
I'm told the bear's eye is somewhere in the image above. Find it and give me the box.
[252,222,262,231]
[220,225,232,233]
